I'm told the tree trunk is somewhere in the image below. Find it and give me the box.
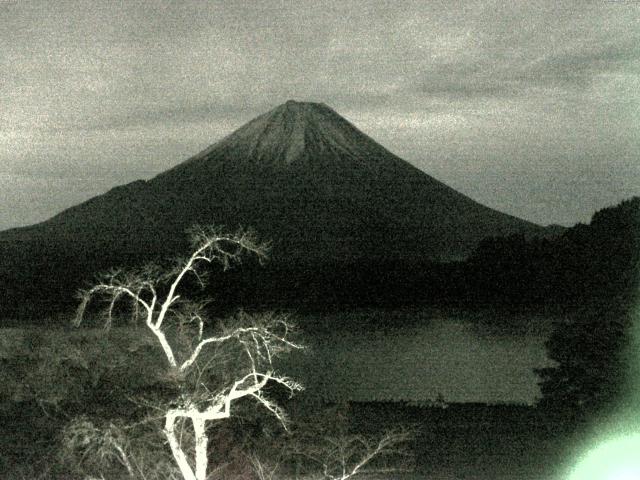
[165,412,197,480]
[193,417,209,480]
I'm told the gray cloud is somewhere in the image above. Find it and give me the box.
[1,0,639,229]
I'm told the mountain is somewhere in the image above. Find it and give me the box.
[0,100,549,318]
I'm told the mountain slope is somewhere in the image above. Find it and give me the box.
[153,100,544,259]
[0,100,548,316]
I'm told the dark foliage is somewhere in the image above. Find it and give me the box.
[467,196,639,308]
[532,197,640,420]
[536,303,634,418]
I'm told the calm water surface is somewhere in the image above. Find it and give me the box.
[283,308,557,405]
[0,308,558,405]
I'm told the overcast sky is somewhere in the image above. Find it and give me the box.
[1,0,639,230]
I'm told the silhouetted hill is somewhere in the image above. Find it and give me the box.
[0,101,550,319]
[465,196,640,307]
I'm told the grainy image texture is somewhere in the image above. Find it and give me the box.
[0,1,638,479]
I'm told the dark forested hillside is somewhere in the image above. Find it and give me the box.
[189,196,639,316]
[532,197,639,419]
[464,196,639,309]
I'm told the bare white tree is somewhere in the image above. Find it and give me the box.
[299,429,413,480]
[247,419,413,480]
[246,450,284,480]
[74,226,303,480]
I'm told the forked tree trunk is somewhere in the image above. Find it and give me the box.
[165,411,216,480]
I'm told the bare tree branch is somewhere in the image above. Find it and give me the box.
[292,428,414,480]
[73,225,300,480]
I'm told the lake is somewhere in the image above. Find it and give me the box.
[0,307,557,405]
[282,308,557,405]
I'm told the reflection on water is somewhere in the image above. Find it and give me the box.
[283,309,556,405]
